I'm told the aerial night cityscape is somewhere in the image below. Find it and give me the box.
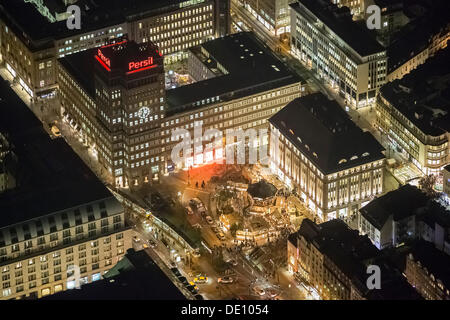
[0,0,449,314]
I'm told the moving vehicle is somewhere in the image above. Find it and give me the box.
[252,286,265,296]
[193,276,208,284]
[217,276,234,284]
[205,216,214,225]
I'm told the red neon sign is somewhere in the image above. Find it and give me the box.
[128,57,154,71]
[126,64,157,74]
[101,40,127,49]
[95,55,111,71]
[97,49,110,67]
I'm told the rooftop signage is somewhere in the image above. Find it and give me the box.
[94,42,158,74]
[95,49,111,71]
[127,56,157,74]
[97,49,110,67]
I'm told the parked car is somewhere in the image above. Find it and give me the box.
[205,216,214,225]
[148,240,157,248]
[185,206,194,215]
[189,198,201,208]
[198,207,206,216]
[217,276,234,284]
[266,288,279,298]
[168,197,176,207]
[188,281,199,292]
[227,259,238,266]
[170,268,180,276]
[252,286,265,296]
[186,285,198,294]
[217,232,226,241]
[178,276,189,286]
[51,125,61,137]
[189,199,197,208]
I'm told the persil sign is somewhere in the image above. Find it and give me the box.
[128,57,154,72]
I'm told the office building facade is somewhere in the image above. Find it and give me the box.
[0,0,227,99]
[0,197,133,300]
[405,241,450,300]
[231,0,292,37]
[376,47,450,176]
[290,0,387,108]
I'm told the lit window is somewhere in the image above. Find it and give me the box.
[92,273,101,282]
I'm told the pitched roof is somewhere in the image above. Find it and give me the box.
[269,93,385,175]
[360,184,429,229]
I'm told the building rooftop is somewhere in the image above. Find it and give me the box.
[0,78,112,229]
[372,0,404,13]
[295,218,420,299]
[387,0,450,72]
[269,92,385,175]
[0,0,207,51]
[290,0,385,58]
[44,248,187,300]
[58,40,164,97]
[166,32,304,115]
[360,184,429,230]
[94,40,162,73]
[297,219,379,280]
[381,45,450,136]
[356,257,422,300]
[408,240,450,291]
[418,198,450,230]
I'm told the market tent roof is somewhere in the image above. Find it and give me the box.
[247,180,277,199]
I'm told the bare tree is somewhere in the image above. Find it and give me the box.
[418,174,438,199]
